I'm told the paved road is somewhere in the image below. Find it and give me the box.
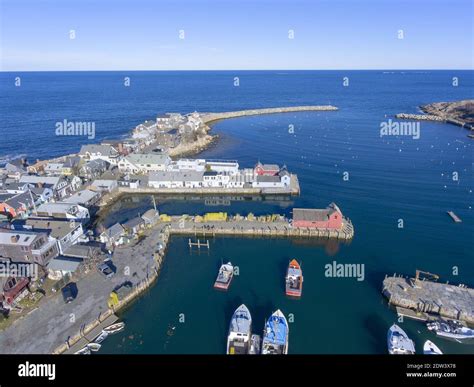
[0,226,166,354]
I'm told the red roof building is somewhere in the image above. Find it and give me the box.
[292,203,343,229]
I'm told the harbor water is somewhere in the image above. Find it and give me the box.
[0,71,472,353]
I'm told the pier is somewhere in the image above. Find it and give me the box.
[382,273,474,325]
[167,215,354,241]
[395,113,444,122]
[188,238,210,249]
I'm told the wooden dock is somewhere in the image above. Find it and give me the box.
[188,238,210,249]
[447,211,462,223]
[382,274,474,325]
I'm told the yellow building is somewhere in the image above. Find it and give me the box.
[203,212,228,221]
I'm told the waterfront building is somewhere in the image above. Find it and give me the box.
[78,144,121,165]
[254,161,280,176]
[89,179,118,193]
[292,203,343,229]
[35,202,90,221]
[61,156,81,176]
[118,153,171,174]
[4,159,28,179]
[252,175,285,188]
[0,229,59,266]
[117,176,141,189]
[63,189,101,208]
[99,223,126,248]
[206,160,239,174]
[121,217,145,237]
[141,209,160,226]
[148,171,204,189]
[202,171,230,188]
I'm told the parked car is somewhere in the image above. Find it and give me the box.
[98,260,117,279]
[61,283,78,304]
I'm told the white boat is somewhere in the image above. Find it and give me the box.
[423,340,442,355]
[94,330,109,344]
[74,346,91,355]
[387,324,415,354]
[103,322,125,334]
[428,320,474,343]
[248,334,261,355]
[87,342,102,352]
[261,309,289,355]
[226,304,252,354]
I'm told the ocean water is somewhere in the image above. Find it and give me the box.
[1,71,473,354]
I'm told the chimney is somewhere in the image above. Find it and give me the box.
[10,235,19,243]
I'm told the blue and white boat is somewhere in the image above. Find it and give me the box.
[261,309,289,354]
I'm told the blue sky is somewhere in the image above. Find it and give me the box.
[0,0,472,71]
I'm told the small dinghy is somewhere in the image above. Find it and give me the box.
[94,330,109,344]
[74,346,91,355]
[423,340,442,355]
[103,322,125,334]
[87,343,102,352]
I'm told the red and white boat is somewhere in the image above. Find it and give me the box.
[214,262,234,290]
[285,259,303,297]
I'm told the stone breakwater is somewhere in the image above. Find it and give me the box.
[395,113,444,121]
[201,105,338,124]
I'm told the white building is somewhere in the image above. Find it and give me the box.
[89,179,118,193]
[36,202,90,221]
[202,171,230,188]
[252,175,285,188]
[206,160,239,175]
[79,144,121,165]
[149,171,204,189]
[170,158,206,172]
[118,153,171,174]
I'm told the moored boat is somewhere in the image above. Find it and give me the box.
[103,321,125,334]
[87,342,102,352]
[214,262,234,290]
[387,324,415,354]
[74,346,91,355]
[423,340,442,355]
[285,259,303,297]
[427,320,474,343]
[226,304,252,354]
[261,309,289,355]
[94,330,109,344]
[249,334,261,355]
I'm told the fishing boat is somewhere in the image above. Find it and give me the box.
[427,320,474,342]
[74,346,91,355]
[214,262,234,290]
[226,304,252,354]
[248,334,261,355]
[285,259,303,297]
[261,309,289,355]
[87,343,102,352]
[387,324,415,354]
[103,322,125,334]
[423,340,443,355]
[94,330,109,344]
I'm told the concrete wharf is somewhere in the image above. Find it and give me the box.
[382,274,474,325]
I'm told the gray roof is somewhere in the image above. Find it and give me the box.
[293,204,340,222]
[47,256,82,272]
[122,217,144,229]
[149,171,204,183]
[63,244,101,259]
[141,209,159,222]
[125,153,170,165]
[256,175,281,183]
[0,229,43,247]
[19,175,61,189]
[102,223,125,239]
[83,159,109,170]
[63,189,100,205]
[3,191,35,209]
[25,218,81,239]
[79,144,119,157]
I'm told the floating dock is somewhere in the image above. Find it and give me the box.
[382,274,474,325]
[447,211,462,223]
